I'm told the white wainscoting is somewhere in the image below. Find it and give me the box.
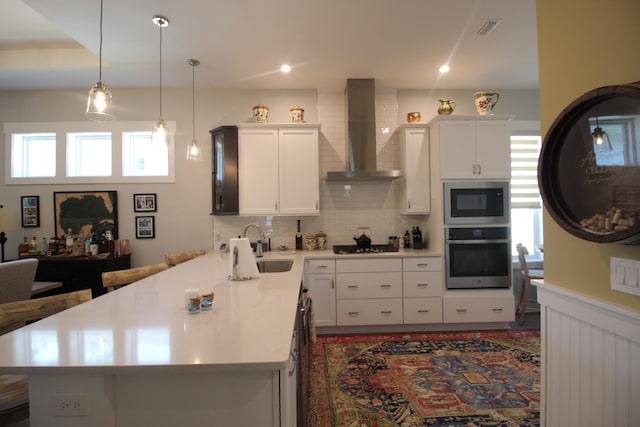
[534,280,640,427]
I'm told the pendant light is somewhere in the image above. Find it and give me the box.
[186,59,202,160]
[152,15,169,145]
[591,109,612,151]
[85,0,114,121]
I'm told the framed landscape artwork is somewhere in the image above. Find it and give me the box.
[133,193,157,212]
[135,216,155,239]
[21,195,40,227]
[53,191,118,239]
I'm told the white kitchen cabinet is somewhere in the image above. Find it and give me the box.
[336,258,402,326]
[304,259,336,327]
[399,124,431,213]
[402,256,443,324]
[431,116,511,180]
[238,124,320,215]
[442,290,514,323]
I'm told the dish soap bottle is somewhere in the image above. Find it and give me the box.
[295,220,303,250]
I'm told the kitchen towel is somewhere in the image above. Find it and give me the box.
[229,238,260,280]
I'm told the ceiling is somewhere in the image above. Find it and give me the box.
[0,0,539,91]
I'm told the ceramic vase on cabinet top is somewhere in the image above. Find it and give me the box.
[290,106,304,123]
[407,112,421,123]
[437,99,456,115]
[474,92,499,115]
[252,104,269,123]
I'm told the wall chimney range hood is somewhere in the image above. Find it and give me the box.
[326,79,403,181]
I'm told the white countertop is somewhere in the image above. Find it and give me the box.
[0,247,442,375]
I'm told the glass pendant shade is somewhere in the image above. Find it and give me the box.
[592,126,612,151]
[86,81,113,121]
[187,139,202,160]
[152,118,169,145]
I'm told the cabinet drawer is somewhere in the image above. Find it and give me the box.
[336,272,402,299]
[337,299,403,326]
[403,271,443,297]
[403,257,442,272]
[306,259,335,274]
[443,293,514,323]
[403,298,443,324]
[336,258,401,273]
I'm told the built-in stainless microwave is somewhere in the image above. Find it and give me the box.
[444,181,510,225]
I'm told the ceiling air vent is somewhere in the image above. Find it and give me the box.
[473,19,502,37]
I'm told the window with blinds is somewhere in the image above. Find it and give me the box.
[511,135,542,209]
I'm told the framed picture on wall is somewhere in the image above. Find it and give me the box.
[133,194,157,212]
[53,191,118,239]
[135,216,155,239]
[21,195,40,227]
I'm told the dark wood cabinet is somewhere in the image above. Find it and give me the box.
[34,254,131,298]
[210,125,239,215]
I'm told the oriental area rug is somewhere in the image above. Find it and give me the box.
[310,329,540,427]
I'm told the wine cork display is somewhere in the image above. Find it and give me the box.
[579,207,638,234]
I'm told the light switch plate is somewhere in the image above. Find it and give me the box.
[611,257,640,296]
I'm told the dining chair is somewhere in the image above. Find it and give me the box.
[516,243,544,325]
[101,263,169,292]
[0,258,38,304]
[165,249,206,267]
[0,289,92,424]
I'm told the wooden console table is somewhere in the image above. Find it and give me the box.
[34,254,131,298]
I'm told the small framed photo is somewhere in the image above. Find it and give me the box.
[133,193,157,212]
[135,216,155,239]
[21,195,40,227]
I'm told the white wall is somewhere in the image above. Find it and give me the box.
[0,86,539,267]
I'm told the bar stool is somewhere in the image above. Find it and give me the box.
[101,263,168,293]
[515,243,544,325]
[165,249,206,268]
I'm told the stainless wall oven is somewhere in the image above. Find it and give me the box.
[444,181,510,225]
[445,226,511,289]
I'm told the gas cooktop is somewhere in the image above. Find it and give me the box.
[332,244,399,254]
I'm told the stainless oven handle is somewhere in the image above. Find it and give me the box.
[446,239,510,244]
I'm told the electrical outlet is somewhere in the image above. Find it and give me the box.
[52,393,89,416]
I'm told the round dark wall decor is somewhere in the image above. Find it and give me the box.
[538,81,640,244]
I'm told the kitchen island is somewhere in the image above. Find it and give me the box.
[0,250,305,427]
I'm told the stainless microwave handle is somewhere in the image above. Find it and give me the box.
[446,239,510,244]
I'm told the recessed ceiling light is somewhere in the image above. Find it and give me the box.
[439,64,450,74]
[280,64,291,73]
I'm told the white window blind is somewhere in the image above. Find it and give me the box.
[511,136,542,209]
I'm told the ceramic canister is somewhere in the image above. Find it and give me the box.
[290,106,304,123]
[252,104,269,123]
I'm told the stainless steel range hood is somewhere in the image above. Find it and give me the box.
[326,79,403,181]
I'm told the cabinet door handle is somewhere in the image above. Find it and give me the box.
[275,202,278,211]
[331,278,334,289]
[492,308,503,312]
[456,309,468,313]
[418,309,430,313]
[348,311,359,316]
[472,164,477,175]
[347,285,359,289]
[408,200,411,209]
[380,310,392,315]
[380,284,391,289]
[417,283,429,288]
[315,201,319,210]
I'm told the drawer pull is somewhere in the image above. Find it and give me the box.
[417,263,428,267]
[492,308,503,312]
[348,311,359,316]
[315,265,328,270]
[417,309,430,313]
[456,309,467,313]
[380,310,392,315]
[380,284,391,289]
[347,285,359,290]
[417,283,429,288]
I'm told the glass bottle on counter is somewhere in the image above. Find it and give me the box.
[295,220,303,250]
[403,230,411,248]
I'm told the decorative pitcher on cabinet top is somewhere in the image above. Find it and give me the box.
[474,92,499,115]
[437,99,456,115]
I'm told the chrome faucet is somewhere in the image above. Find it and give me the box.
[242,223,265,240]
